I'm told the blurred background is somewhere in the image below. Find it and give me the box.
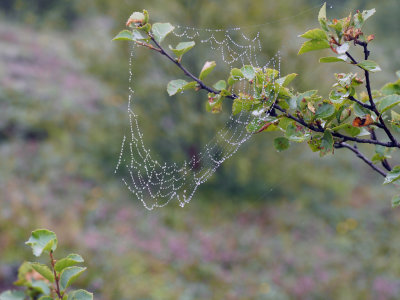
[1,0,400,299]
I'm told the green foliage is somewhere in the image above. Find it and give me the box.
[111,4,400,202]
[0,229,92,300]
[25,229,58,257]
[169,41,195,59]
[152,23,175,43]
[199,61,216,80]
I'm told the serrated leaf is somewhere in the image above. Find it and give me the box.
[377,94,400,113]
[59,267,87,291]
[26,229,57,257]
[241,65,255,80]
[199,61,216,80]
[276,73,297,87]
[169,41,195,58]
[357,60,381,72]
[384,166,400,184]
[298,39,330,55]
[213,80,226,90]
[0,291,25,300]
[67,290,93,300]
[315,102,335,119]
[167,79,197,96]
[392,195,400,208]
[299,28,327,40]
[320,57,346,63]
[274,137,290,152]
[320,131,334,156]
[152,23,174,43]
[30,263,54,283]
[55,254,84,273]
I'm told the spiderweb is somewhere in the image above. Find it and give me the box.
[114,23,283,210]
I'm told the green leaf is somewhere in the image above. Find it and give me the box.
[230,68,244,80]
[308,135,322,152]
[319,57,346,63]
[213,80,226,90]
[232,98,261,115]
[332,123,361,137]
[320,131,334,156]
[67,290,93,300]
[0,291,25,300]
[377,95,400,114]
[245,118,278,133]
[169,41,195,58]
[14,262,33,286]
[206,94,223,114]
[299,28,327,40]
[59,267,87,291]
[38,297,53,300]
[315,103,335,119]
[30,263,54,283]
[199,61,216,80]
[381,82,400,96]
[127,12,146,26]
[55,254,84,273]
[276,73,297,87]
[31,280,50,295]
[384,166,400,184]
[167,80,197,96]
[241,65,255,80]
[112,30,133,41]
[318,3,327,20]
[392,195,400,208]
[26,229,57,257]
[274,137,290,152]
[152,23,175,43]
[298,39,330,55]
[285,124,310,142]
[357,60,381,73]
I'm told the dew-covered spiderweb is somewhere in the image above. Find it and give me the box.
[112,2,331,210]
[114,23,282,210]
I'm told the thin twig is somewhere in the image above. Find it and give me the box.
[50,251,63,299]
[348,95,372,110]
[274,105,397,147]
[148,34,237,99]
[334,142,387,177]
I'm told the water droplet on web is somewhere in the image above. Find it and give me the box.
[115,20,282,209]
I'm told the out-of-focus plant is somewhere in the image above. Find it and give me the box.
[113,4,400,205]
[0,229,92,300]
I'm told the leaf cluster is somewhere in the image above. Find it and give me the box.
[0,229,92,300]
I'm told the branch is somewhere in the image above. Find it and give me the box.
[147,34,237,99]
[274,104,398,147]
[348,95,372,110]
[334,142,387,177]
[50,251,63,299]
[370,128,392,171]
[352,41,398,146]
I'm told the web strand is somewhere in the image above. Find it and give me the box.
[115,25,282,209]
